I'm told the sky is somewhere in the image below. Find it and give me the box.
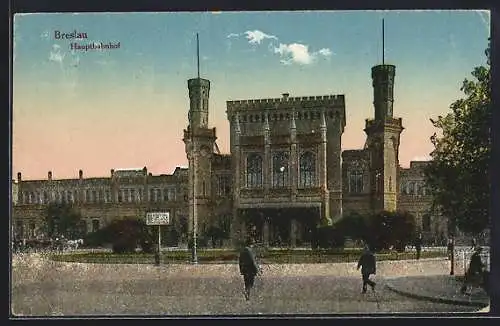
[12,10,490,180]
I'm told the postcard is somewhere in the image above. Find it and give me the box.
[11,10,491,316]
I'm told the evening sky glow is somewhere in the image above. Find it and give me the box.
[12,11,490,180]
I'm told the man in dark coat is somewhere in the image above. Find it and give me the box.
[460,246,485,295]
[357,245,376,293]
[239,238,260,301]
[414,233,423,260]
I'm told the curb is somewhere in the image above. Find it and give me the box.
[385,281,489,308]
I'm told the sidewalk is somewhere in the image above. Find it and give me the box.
[385,274,490,309]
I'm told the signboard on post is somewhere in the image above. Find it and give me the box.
[146,212,170,225]
[146,212,171,265]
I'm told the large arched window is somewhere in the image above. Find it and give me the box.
[246,153,263,188]
[272,151,290,188]
[299,151,316,188]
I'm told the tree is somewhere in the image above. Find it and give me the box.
[45,203,85,239]
[424,43,491,237]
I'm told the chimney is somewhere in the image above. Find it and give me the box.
[17,172,21,182]
[79,169,83,179]
[149,173,153,177]
[282,93,290,99]
[48,171,52,181]
[143,166,147,175]
[110,169,115,177]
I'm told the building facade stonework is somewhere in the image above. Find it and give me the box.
[12,62,447,246]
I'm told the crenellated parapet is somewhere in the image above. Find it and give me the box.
[227,94,345,112]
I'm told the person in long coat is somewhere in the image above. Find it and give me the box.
[357,244,377,293]
[460,246,486,295]
[238,238,260,301]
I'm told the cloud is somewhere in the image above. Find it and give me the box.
[49,44,65,63]
[228,29,332,66]
[273,43,333,65]
[274,43,313,65]
[244,30,278,45]
[318,48,333,57]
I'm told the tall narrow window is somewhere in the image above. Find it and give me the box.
[217,175,231,196]
[92,219,100,233]
[246,153,263,188]
[163,188,169,201]
[299,151,316,188]
[272,151,290,188]
[349,171,364,193]
[29,222,36,238]
[415,182,421,196]
[408,182,415,195]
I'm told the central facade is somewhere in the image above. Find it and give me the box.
[227,93,345,246]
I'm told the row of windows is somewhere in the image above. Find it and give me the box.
[14,219,101,238]
[401,181,430,196]
[237,111,338,123]
[19,187,177,205]
[246,151,316,188]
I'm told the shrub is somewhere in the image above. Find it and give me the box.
[335,212,369,241]
[90,217,155,254]
[315,226,345,249]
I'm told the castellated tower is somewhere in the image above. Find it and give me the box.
[183,77,216,241]
[364,64,404,212]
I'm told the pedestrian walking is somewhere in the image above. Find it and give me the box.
[460,246,486,295]
[414,233,422,260]
[238,238,261,301]
[357,244,376,294]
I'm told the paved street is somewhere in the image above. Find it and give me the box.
[11,254,479,316]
